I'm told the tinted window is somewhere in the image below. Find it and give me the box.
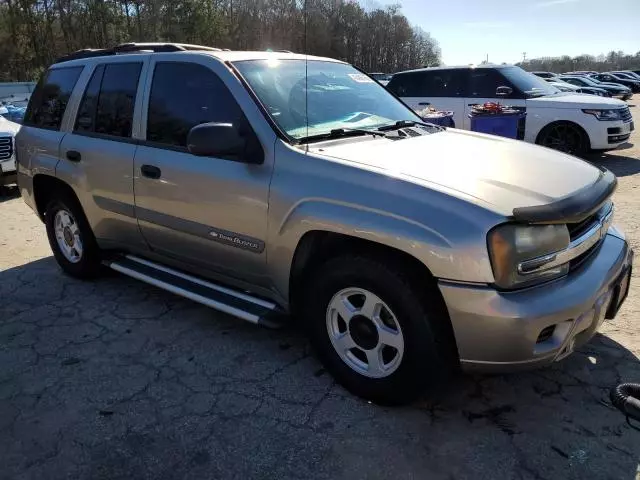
[387,70,466,97]
[96,63,142,137]
[468,69,509,97]
[386,73,421,96]
[75,65,104,132]
[24,67,83,130]
[147,62,247,147]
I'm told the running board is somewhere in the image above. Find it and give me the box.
[105,255,285,328]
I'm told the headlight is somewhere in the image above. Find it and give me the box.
[582,109,624,121]
[488,224,570,289]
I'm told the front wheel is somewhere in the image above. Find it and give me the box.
[537,122,589,157]
[304,255,457,405]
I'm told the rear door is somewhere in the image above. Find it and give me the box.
[389,70,467,127]
[58,58,148,250]
[463,68,527,130]
[16,66,84,202]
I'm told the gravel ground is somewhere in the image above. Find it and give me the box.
[1,98,640,480]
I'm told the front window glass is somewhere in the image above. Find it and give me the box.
[233,59,420,141]
[499,67,558,97]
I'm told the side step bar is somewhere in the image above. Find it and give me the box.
[105,255,285,328]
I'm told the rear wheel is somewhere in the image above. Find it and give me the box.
[304,255,457,405]
[537,122,589,156]
[45,193,102,279]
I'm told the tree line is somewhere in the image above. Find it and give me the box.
[518,51,640,73]
[0,0,442,82]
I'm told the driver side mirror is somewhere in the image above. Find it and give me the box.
[496,86,513,97]
[187,122,262,164]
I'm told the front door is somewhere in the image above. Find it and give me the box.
[463,69,526,130]
[133,59,272,286]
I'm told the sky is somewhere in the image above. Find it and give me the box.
[377,0,640,65]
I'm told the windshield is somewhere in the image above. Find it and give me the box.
[500,66,559,97]
[581,76,607,86]
[233,59,420,141]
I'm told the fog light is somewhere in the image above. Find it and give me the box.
[537,325,555,344]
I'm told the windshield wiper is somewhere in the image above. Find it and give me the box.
[295,127,386,145]
[377,119,444,131]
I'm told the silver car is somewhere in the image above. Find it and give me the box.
[16,43,633,404]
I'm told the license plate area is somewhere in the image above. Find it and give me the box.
[605,266,632,319]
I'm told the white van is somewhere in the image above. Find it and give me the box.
[387,65,634,155]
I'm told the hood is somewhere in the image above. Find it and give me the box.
[309,129,602,217]
[0,117,21,136]
[527,93,626,109]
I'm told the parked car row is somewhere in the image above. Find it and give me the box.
[385,64,633,156]
[531,70,637,99]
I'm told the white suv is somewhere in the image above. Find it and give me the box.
[387,65,634,155]
[0,107,19,189]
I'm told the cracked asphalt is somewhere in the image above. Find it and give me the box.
[2,97,640,479]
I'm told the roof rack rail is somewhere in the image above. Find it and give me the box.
[56,42,221,63]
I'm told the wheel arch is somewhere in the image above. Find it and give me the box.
[32,174,82,222]
[535,120,591,150]
[289,230,443,317]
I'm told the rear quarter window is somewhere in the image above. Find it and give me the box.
[23,66,83,130]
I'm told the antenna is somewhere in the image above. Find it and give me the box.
[522,52,527,62]
[304,0,309,147]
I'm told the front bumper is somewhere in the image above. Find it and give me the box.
[439,233,633,373]
[588,119,634,149]
[0,161,17,187]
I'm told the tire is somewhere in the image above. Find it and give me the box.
[45,192,102,279]
[304,254,457,405]
[537,122,589,157]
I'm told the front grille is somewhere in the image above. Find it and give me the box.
[567,212,598,240]
[620,106,632,122]
[0,136,12,161]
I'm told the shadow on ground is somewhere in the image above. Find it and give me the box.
[1,257,639,479]
[586,143,640,177]
[0,185,20,203]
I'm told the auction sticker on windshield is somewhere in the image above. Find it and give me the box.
[348,73,374,83]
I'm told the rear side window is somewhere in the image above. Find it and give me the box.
[422,70,466,97]
[75,65,104,132]
[387,70,466,97]
[146,62,246,148]
[24,66,83,130]
[387,73,422,96]
[75,62,142,138]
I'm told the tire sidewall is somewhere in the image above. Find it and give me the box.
[306,258,448,404]
[540,122,588,157]
[45,196,100,278]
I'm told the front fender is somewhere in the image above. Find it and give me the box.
[268,197,495,302]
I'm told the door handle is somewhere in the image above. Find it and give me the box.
[140,164,161,179]
[418,102,431,106]
[66,150,81,162]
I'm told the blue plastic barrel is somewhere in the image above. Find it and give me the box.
[420,110,455,128]
[469,110,525,139]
